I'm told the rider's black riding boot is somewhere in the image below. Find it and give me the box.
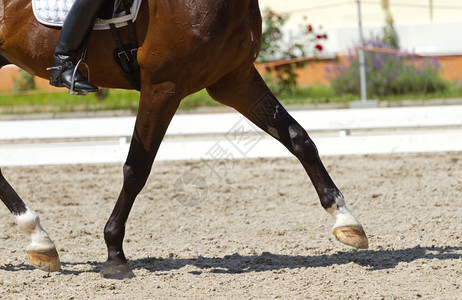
[49,0,107,94]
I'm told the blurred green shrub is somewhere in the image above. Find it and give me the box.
[13,69,35,91]
[258,9,327,96]
[327,38,448,97]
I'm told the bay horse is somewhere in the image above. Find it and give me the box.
[0,0,368,279]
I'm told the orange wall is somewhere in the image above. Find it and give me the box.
[0,66,20,90]
[256,55,462,86]
[438,56,462,82]
[0,65,65,92]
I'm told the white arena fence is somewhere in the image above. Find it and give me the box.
[0,105,461,166]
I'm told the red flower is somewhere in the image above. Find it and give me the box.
[323,34,328,39]
[316,34,323,39]
[307,24,313,32]
[315,44,323,51]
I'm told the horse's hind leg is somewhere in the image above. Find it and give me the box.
[207,65,368,249]
[0,169,61,271]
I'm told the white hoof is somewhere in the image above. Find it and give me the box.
[333,225,368,249]
[327,197,368,249]
[27,247,61,272]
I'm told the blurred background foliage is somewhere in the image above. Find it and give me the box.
[1,6,460,115]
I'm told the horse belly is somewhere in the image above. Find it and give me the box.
[137,0,261,89]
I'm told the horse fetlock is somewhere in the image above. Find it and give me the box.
[15,207,40,233]
[331,206,361,228]
[326,194,360,228]
[17,210,54,245]
[16,207,58,251]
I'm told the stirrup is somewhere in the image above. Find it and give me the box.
[70,49,92,95]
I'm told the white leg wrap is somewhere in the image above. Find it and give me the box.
[15,207,56,251]
[326,193,361,229]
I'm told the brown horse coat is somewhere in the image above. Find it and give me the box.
[0,0,367,279]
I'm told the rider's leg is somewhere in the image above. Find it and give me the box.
[49,0,108,93]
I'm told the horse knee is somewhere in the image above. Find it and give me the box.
[288,124,319,163]
[122,164,148,195]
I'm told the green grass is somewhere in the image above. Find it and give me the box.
[0,89,140,114]
[0,89,222,114]
[275,82,462,105]
[1,82,461,115]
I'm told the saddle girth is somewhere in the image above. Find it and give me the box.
[109,1,141,91]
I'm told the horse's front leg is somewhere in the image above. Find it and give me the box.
[100,81,182,279]
[207,66,368,249]
[0,169,61,272]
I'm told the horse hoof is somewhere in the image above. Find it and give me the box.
[333,225,368,249]
[27,247,61,272]
[100,262,135,280]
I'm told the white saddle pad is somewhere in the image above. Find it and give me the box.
[32,0,143,30]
